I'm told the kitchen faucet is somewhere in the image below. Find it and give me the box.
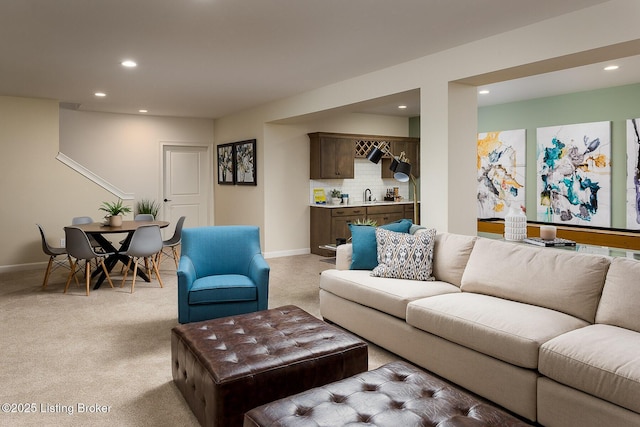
[364,188,372,202]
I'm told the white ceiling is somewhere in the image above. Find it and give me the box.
[1,0,629,119]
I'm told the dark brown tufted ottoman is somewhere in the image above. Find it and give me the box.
[244,361,531,427]
[171,305,368,427]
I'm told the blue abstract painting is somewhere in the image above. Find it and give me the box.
[536,121,611,227]
[626,118,640,229]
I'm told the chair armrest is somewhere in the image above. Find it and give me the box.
[248,253,270,311]
[336,243,352,270]
[177,255,196,323]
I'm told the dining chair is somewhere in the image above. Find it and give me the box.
[64,226,115,296]
[120,224,164,293]
[134,214,155,221]
[71,216,106,256]
[119,213,156,272]
[37,224,73,289]
[156,216,186,269]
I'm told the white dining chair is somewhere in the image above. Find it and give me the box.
[120,225,164,293]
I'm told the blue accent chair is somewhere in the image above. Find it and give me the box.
[177,226,270,323]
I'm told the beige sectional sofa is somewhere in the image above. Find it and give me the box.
[319,231,640,426]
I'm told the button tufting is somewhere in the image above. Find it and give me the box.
[390,400,404,410]
[421,388,435,398]
[393,373,408,382]
[330,394,346,403]
[357,413,371,423]
[295,406,310,416]
[363,383,378,392]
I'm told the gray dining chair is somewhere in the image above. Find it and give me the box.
[71,216,106,256]
[120,224,164,293]
[119,213,156,271]
[64,226,115,296]
[37,224,73,289]
[134,214,155,221]
[156,216,186,269]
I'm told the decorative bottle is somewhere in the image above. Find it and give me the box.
[504,206,527,241]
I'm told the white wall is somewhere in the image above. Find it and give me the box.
[214,0,640,254]
[0,102,214,270]
[0,96,113,269]
[59,109,214,211]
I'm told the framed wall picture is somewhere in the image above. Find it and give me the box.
[217,142,235,184]
[234,139,257,185]
[536,121,611,227]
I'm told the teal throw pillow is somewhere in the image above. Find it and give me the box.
[349,219,412,270]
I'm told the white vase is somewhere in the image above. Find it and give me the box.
[504,206,527,241]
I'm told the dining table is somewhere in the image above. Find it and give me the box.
[71,220,170,289]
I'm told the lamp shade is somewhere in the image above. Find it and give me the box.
[366,147,384,164]
[393,161,411,182]
[389,157,399,173]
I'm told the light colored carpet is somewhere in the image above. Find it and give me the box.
[0,254,400,426]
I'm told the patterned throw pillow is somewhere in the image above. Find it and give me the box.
[372,227,437,281]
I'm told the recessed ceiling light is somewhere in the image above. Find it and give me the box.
[94,92,106,97]
[478,89,490,95]
[398,105,407,109]
[121,60,137,68]
[138,109,148,113]
[604,65,619,71]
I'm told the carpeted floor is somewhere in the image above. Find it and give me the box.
[0,253,400,426]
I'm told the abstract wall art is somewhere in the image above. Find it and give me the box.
[536,121,611,227]
[626,118,640,229]
[477,129,526,218]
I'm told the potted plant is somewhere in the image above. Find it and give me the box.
[100,199,132,227]
[135,198,160,219]
[330,189,342,205]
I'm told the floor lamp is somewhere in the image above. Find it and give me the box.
[366,145,419,224]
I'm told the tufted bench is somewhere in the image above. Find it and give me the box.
[171,305,368,427]
[244,361,531,427]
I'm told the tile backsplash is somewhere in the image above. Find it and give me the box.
[310,159,410,204]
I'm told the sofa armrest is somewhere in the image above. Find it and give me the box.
[336,243,353,270]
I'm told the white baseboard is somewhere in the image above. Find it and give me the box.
[264,248,310,259]
[0,261,47,274]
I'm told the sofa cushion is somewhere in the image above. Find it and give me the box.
[372,227,437,281]
[189,274,257,305]
[407,293,589,369]
[320,269,460,319]
[431,233,476,287]
[460,238,610,323]
[348,219,412,270]
[539,324,640,414]
[596,257,640,332]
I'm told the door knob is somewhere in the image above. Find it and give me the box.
[164,198,172,202]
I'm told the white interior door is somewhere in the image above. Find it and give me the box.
[162,144,210,232]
